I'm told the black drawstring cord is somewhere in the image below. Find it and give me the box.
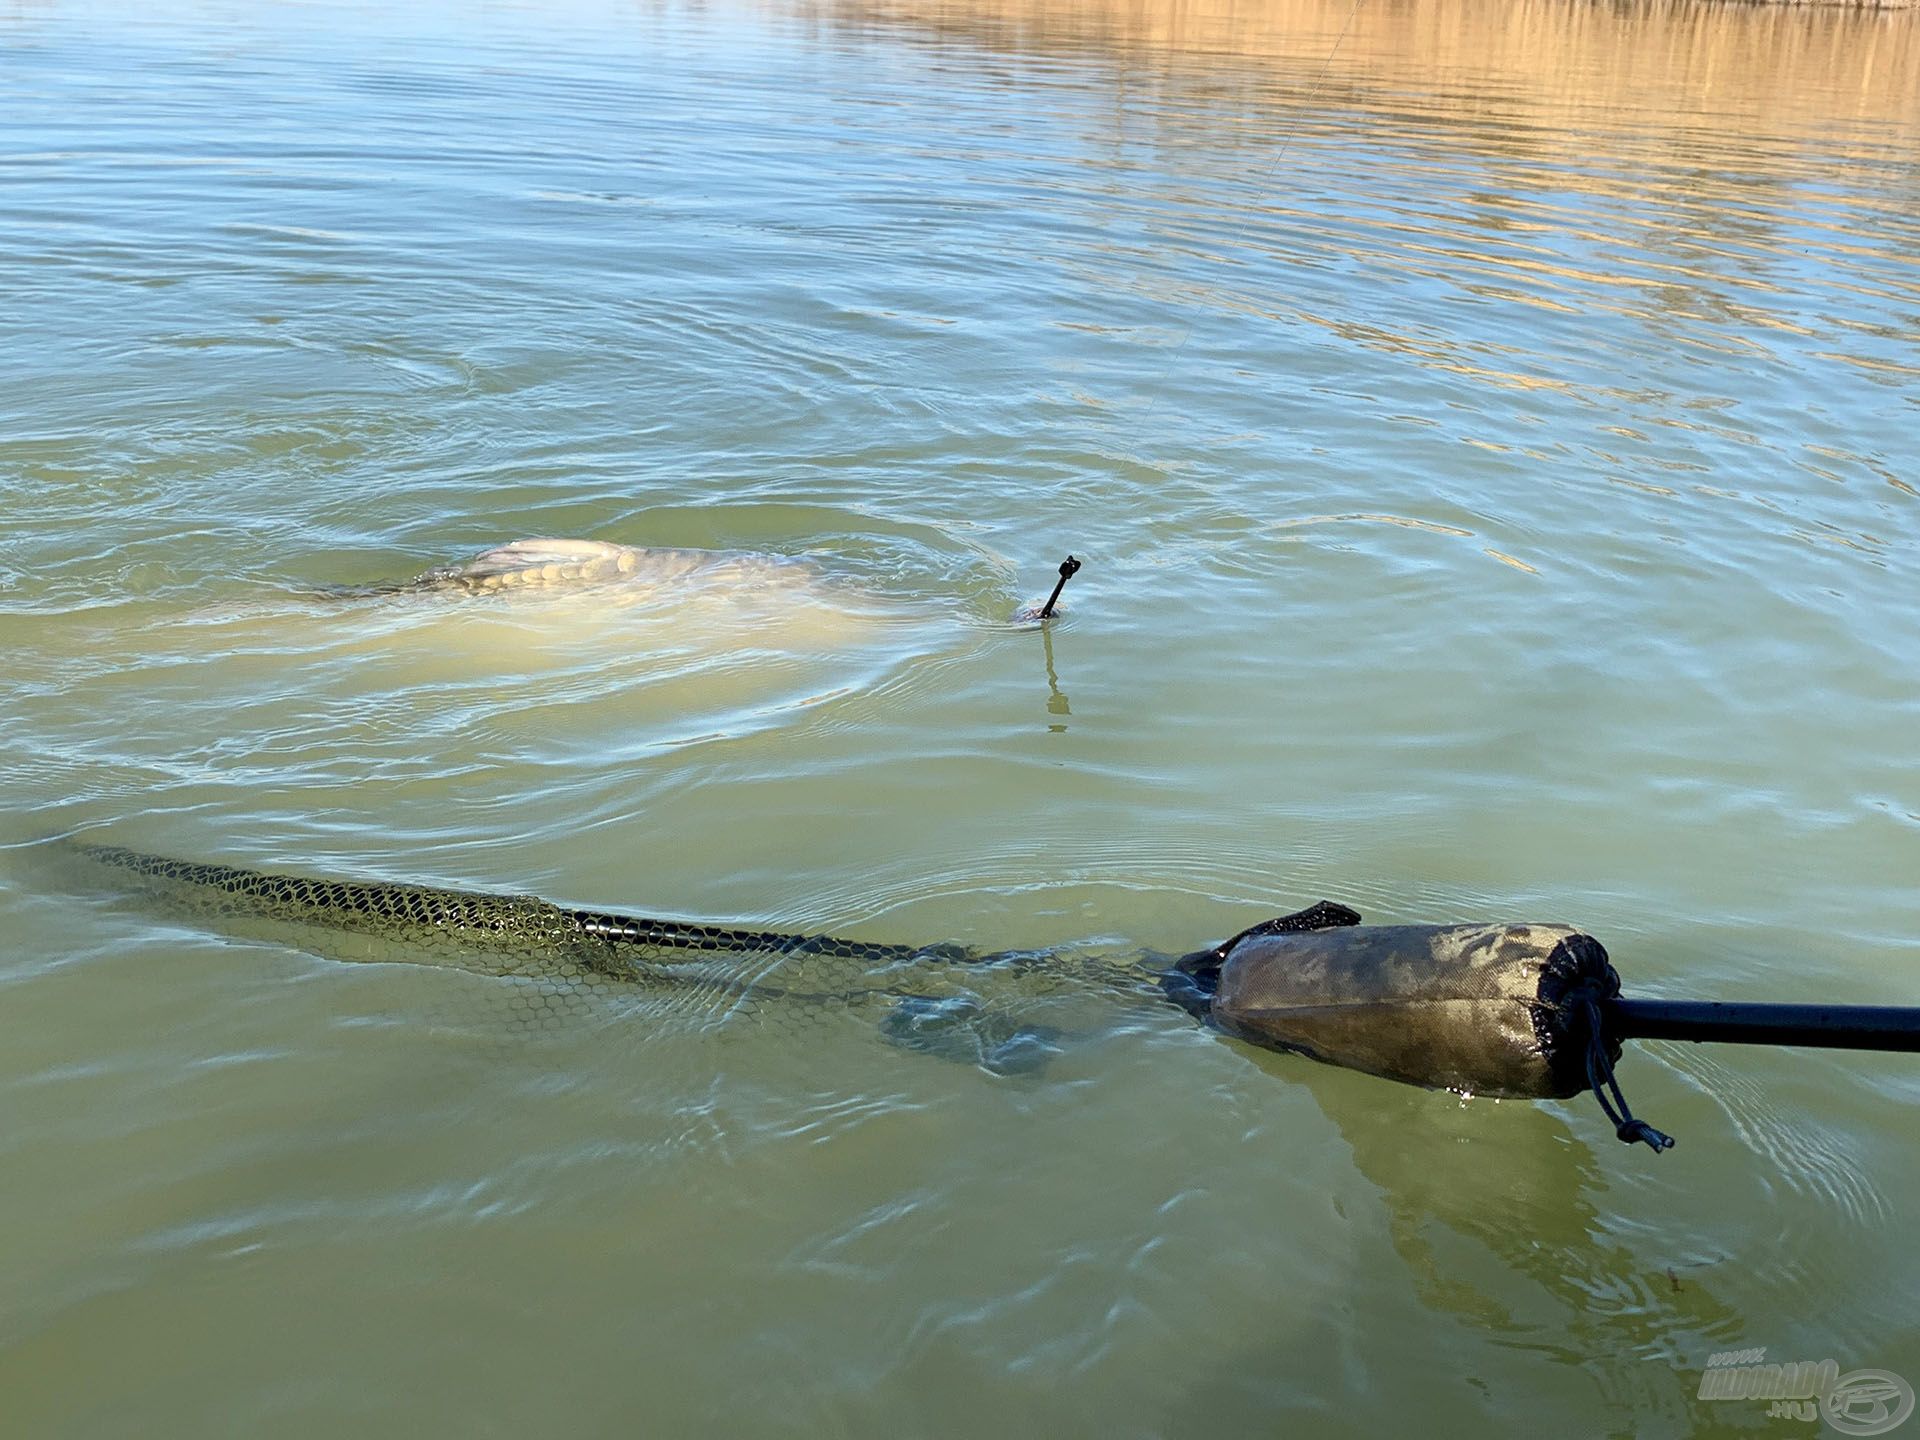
[1578,994,1675,1153]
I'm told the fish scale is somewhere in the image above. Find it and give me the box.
[325,538,816,601]
[419,539,656,594]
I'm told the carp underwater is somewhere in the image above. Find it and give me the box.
[76,538,1080,747]
[323,537,1078,624]
[328,537,831,602]
[298,536,927,670]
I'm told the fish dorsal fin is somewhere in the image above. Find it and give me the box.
[459,539,638,577]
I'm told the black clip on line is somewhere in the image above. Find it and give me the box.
[1039,555,1081,620]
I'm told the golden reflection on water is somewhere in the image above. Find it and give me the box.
[801,0,1920,147]
[796,0,1919,554]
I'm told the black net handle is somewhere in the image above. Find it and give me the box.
[1609,997,1920,1051]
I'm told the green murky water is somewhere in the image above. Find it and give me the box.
[2,0,1917,1433]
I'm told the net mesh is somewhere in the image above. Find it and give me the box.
[65,842,1157,1068]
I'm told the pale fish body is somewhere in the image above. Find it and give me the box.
[286,537,930,701]
[323,536,901,667]
[399,538,815,598]
[391,539,1062,624]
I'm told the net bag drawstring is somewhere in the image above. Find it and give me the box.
[1576,991,1674,1152]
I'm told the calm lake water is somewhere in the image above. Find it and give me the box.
[2,0,1918,1433]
